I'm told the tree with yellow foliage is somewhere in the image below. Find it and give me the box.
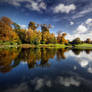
[0,16,20,43]
[26,29,41,44]
[57,33,68,44]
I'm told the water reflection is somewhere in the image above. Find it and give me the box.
[0,48,92,92]
[0,48,21,73]
[0,48,92,73]
[57,48,68,60]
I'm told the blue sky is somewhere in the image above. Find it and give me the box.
[0,0,92,40]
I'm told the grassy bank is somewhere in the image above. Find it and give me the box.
[0,44,72,49]
[38,44,72,48]
[0,43,92,49]
[73,44,92,49]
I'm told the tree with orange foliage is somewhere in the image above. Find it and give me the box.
[57,32,68,44]
[0,16,20,42]
[26,28,42,44]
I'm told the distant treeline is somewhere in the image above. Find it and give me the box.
[0,16,91,45]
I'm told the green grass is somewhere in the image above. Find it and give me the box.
[20,44,70,48]
[0,44,72,49]
[38,44,72,48]
[74,44,92,49]
[1,43,92,49]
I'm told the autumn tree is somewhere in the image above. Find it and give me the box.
[46,33,57,44]
[26,28,41,44]
[0,16,13,26]
[61,33,68,44]
[17,29,27,43]
[34,30,42,45]
[13,23,25,43]
[0,16,20,43]
[28,21,39,30]
[57,33,62,43]
[41,24,50,33]
[40,24,52,44]
[57,32,68,44]
[0,16,12,41]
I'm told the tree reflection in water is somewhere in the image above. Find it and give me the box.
[72,49,92,55]
[0,48,21,73]
[0,48,92,73]
[57,48,68,60]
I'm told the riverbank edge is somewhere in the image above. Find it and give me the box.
[0,44,92,49]
[73,44,92,49]
[0,44,72,49]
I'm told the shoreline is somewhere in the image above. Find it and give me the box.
[0,44,71,49]
[0,44,92,49]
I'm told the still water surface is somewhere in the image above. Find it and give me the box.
[0,48,92,92]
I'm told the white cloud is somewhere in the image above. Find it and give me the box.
[2,0,46,12]
[39,2,46,10]
[85,18,92,26]
[72,7,92,19]
[66,50,92,73]
[19,24,26,29]
[53,4,76,14]
[70,21,74,25]
[25,1,46,11]
[79,59,88,68]
[66,18,92,41]
[76,24,87,34]
[10,1,21,6]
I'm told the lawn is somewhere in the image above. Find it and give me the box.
[0,44,72,48]
[74,44,92,49]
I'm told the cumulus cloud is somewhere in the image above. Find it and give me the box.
[76,24,87,34]
[66,18,92,41]
[53,4,76,14]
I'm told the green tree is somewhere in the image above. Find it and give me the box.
[72,37,81,44]
[13,23,21,31]
[85,38,91,44]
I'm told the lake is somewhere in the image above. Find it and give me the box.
[0,48,92,92]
